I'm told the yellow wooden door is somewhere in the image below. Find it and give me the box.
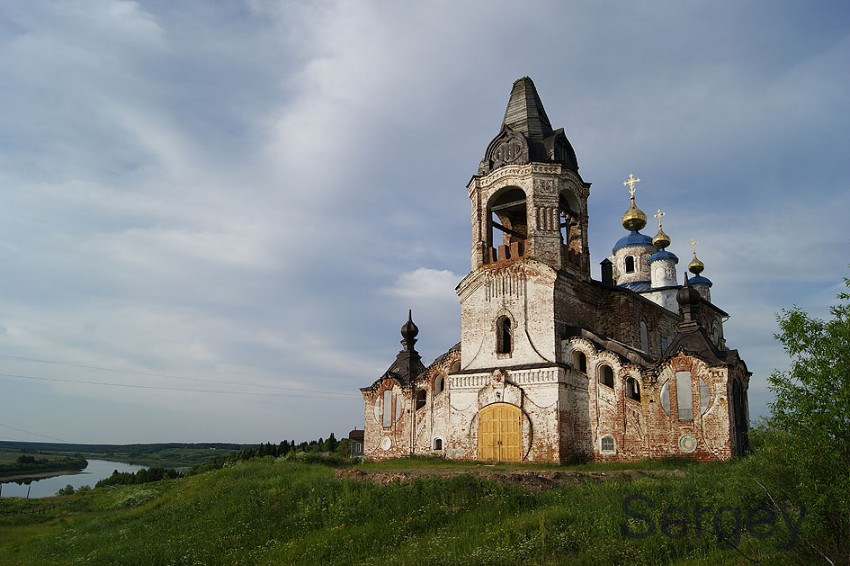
[477,403,522,462]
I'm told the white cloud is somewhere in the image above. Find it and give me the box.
[385,268,460,301]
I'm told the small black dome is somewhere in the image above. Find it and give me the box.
[677,274,702,313]
[401,310,419,342]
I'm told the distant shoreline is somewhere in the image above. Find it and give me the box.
[0,469,80,483]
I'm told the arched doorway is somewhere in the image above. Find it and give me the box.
[477,403,522,462]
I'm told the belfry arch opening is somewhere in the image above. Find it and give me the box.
[488,187,527,263]
[559,190,583,267]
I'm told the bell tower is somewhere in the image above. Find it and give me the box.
[458,77,591,371]
[468,77,591,277]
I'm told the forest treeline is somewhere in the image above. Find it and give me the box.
[91,433,351,488]
[0,455,88,479]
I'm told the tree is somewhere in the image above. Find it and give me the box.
[325,433,338,452]
[767,276,850,561]
[335,438,351,458]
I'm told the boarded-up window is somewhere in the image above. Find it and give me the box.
[382,389,393,428]
[699,378,710,414]
[396,393,404,421]
[676,371,693,420]
[639,321,649,352]
[660,381,670,415]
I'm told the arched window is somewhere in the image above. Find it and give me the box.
[598,365,614,388]
[639,320,649,352]
[660,380,670,415]
[573,351,587,373]
[415,389,426,410]
[497,316,512,354]
[600,436,615,454]
[449,360,460,374]
[434,374,446,394]
[625,256,635,273]
[433,438,443,451]
[626,377,641,401]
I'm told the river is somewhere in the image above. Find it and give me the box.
[0,459,147,499]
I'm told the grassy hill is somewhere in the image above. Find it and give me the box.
[0,455,809,565]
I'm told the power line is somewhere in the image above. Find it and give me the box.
[0,422,70,443]
[0,371,359,400]
[0,353,356,397]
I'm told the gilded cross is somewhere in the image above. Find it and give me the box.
[689,240,699,255]
[654,209,665,228]
[624,173,640,197]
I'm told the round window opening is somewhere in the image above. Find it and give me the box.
[380,437,392,451]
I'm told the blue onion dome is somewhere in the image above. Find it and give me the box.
[648,249,679,264]
[613,230,653,253]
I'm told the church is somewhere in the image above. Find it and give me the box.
[359,77,750,463]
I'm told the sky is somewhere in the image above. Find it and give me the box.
[0,1,847,445]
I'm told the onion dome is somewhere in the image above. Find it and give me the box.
[689,254,705,275]
[622,199,647,231]
[686,240,712,294]
[648,249,678,264]
[621,173,647,231]
[677,273,702,321]
[613,230,653,253]
[652,227,670,250]
[652,209,671,250]
[400,310,419,349]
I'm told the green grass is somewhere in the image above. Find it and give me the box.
[0,456,811,565]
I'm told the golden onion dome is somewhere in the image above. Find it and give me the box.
[689,254,705,275]
[621,198,647,231]
[653,226,671,250]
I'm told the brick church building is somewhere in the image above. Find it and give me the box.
[359,77,750,463]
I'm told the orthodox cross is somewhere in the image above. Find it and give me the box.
[654,209,665,228]
[624,173,640,197]
[689,240,699,256]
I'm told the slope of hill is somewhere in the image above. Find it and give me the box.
[0,456,806,564]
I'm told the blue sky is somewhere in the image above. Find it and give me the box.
[0,1,847,444]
